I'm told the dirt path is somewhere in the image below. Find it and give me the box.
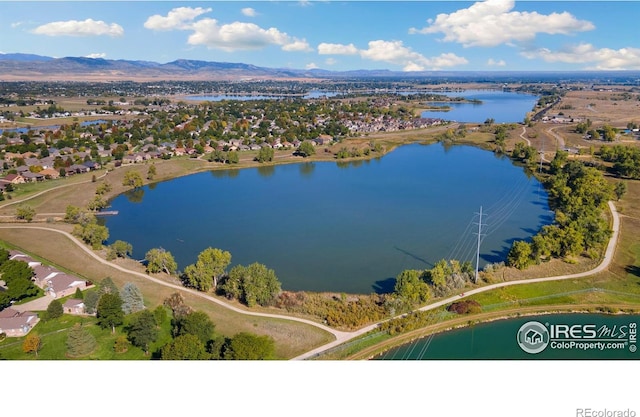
[546,125,566,150]
[291,200,621,359]
[519,126,531,146]
[0,171,108,210]
[0,224,351,342]
[0,200,620,359]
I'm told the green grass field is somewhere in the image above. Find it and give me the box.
[2,127,640,360]
[0,312,174,360]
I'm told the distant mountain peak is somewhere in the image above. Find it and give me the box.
[0,52,54,62]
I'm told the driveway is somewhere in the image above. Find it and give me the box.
[12,294,54,312]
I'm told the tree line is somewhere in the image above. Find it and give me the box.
[16,277,275,359]
[507,152,614,269]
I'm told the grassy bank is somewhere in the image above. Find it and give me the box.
[2,125,639,360]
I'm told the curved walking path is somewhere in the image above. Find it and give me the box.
[546,126,566,150]
[519,126,531,146]
[291,200,621,359]
[0,170,109,210]
[0,224,352,342]
[0,200,621,360]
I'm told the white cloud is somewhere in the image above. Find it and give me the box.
[282,39,312,52]
[522,43,640,70]
[145,7,308,53]
[410,0,594,47]
[32,18,124,37]
[319,39,467,71]
[318,43,359,55]
[85,53,107,59]
[359,40,468,71]
[144,7,212,31]
[188,19,308,52]
[325,57,337,66]
[241,8,257,17]
[487,58,506,66]
[305,62,319,69]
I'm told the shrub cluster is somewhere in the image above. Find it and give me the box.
[275,291,389,330]
[446,300,482,315]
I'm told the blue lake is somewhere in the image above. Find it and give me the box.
[187,90,339,101]
[104,143,552,294]
[421,90,538,124]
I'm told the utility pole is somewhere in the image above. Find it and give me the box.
[474,206,484,284]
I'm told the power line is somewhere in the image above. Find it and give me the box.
[473,206,485,284]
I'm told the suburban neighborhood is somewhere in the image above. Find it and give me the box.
[0,94,447,191]
[0,250,92,337]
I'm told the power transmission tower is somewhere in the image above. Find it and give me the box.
[473,206,485,284]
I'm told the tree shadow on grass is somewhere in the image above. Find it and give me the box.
[624,265,640,278]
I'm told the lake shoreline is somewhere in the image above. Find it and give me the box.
[104,140,551,294]
[359,306,640,360]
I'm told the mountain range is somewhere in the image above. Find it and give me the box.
[0,53,425,81]
[0,53,316,81]
[2,53,640,83]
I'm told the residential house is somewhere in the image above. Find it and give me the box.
[3,152,24,161]
[44,274,91,299]
[314,134,334,146]
[68,164,90,174]
[122,154,142,164]
[47,148,61,157]
[62,299,87,315]
[2,173,25,184]
[82,161,101,171]
[21,171,45,182]
[16,166,30,175]
[38,156,56,169]
[24,157,41,167]
[97,149,112,159]
[32,264,62,287]
[0,308,40,337]
[8,251,40,268]
[39,168,60,179]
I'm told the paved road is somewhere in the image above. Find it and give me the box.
[0,201,621,360]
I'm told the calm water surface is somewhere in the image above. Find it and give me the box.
[375,313,640,360]
[105,143,552,294]
[421,90,538,123]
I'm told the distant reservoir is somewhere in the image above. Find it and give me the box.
[421,90,538,123]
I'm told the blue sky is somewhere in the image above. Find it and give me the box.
[1,1,639,71]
